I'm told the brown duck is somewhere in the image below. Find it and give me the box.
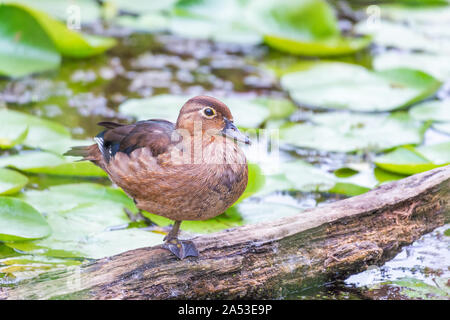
[66,96,250,259]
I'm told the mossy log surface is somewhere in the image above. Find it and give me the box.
[1,165,449,300]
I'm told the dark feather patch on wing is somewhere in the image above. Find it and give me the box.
[95,120,177,162]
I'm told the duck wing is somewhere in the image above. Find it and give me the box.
[65,119,177,164]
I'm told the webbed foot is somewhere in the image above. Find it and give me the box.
[162,238,198,259]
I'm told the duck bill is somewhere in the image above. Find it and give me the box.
[222,118,251,145]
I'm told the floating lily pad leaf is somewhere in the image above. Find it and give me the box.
[0,109,70,151]
[331,163,377,196]
[374,51,450,81]
[329,183,370,197]
[22,183,134,214]
[433,122,450,135]
[6,183,162,259]
[0,168,28,195]
[280,112,425,153]
[14,3,116,58]
[116,12,170,32]
[143,209,243,234]
[409,100,450,135]
[0,151,107,177]
[0,4,60,77]
[334,167,359,178]
[119,95,185,122]
[252,97,297,120]
[247,0,371,56]
[282,160,336,192]
[380,4,450,25]
[0,127,28,149]
[238,163,265,201]
[374,142,450,175]
[169,17,262,45]
[253,160,372,197]
[8,229,163,260]
[385,277,450,300]
[356,20,450,54]
[417,142,450,164]
[263,34,372,57]
[4,0,101,23]
[231,199,301,225]
[0,197,51,242]
[110,0,177,13]
[0,109,91,154]
[375,147,438,175]
[119,94,275,128]
[252,173,294,198]
[281,62,441,112]
[373,167,407,184]
[169,0,262,44]
[0,254,81,283]
[333,163,402,190]
[410,100,450,122]
[2,4,115,62]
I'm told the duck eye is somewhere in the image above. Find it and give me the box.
[203,108,215,117]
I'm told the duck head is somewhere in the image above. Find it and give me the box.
[176,95,251,145]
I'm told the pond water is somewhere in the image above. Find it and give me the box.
[0,2,449,299]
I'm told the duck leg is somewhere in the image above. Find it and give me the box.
[124,207,155,226]
[162,220,198,259]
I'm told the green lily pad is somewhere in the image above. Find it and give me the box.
[380,3,450,25]
[263,35,371,57]
[416,142,450,164]
[409,100,450,134]
[169,0,262,44]
[119,94,291,128]
[281,62,441,112]
[111,0,177,13]
[0,109,89,154]
[409,99,450,135]
[116,12,170,32]
[238,163,265,201]
[374,167,407,184]
[356,19,450,54]
[0,127,28,149]
[5,183,161,259]
[374,142,450,175]
[169,16,262,45]
[253,160,373,197]
[410,100,450,122]
[0,168,28,195]
[231,199,301,225]
[433,122,450,135]
[384,277,449,300]
[0,4,60,77]
[280,112,425,153]
[7,228,163,260]
[14,3,116,58]
[247,0,371,56]
[4,0,101,24]
[143,209,243,234]
[334,163,405,189]
[374,51,450,81]
[0,151,107,177]
[0,254,81,283]
[0,196,51,242]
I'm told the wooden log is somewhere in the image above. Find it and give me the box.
[1,165,449,300]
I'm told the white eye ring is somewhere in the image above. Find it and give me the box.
[202,107,216,118]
